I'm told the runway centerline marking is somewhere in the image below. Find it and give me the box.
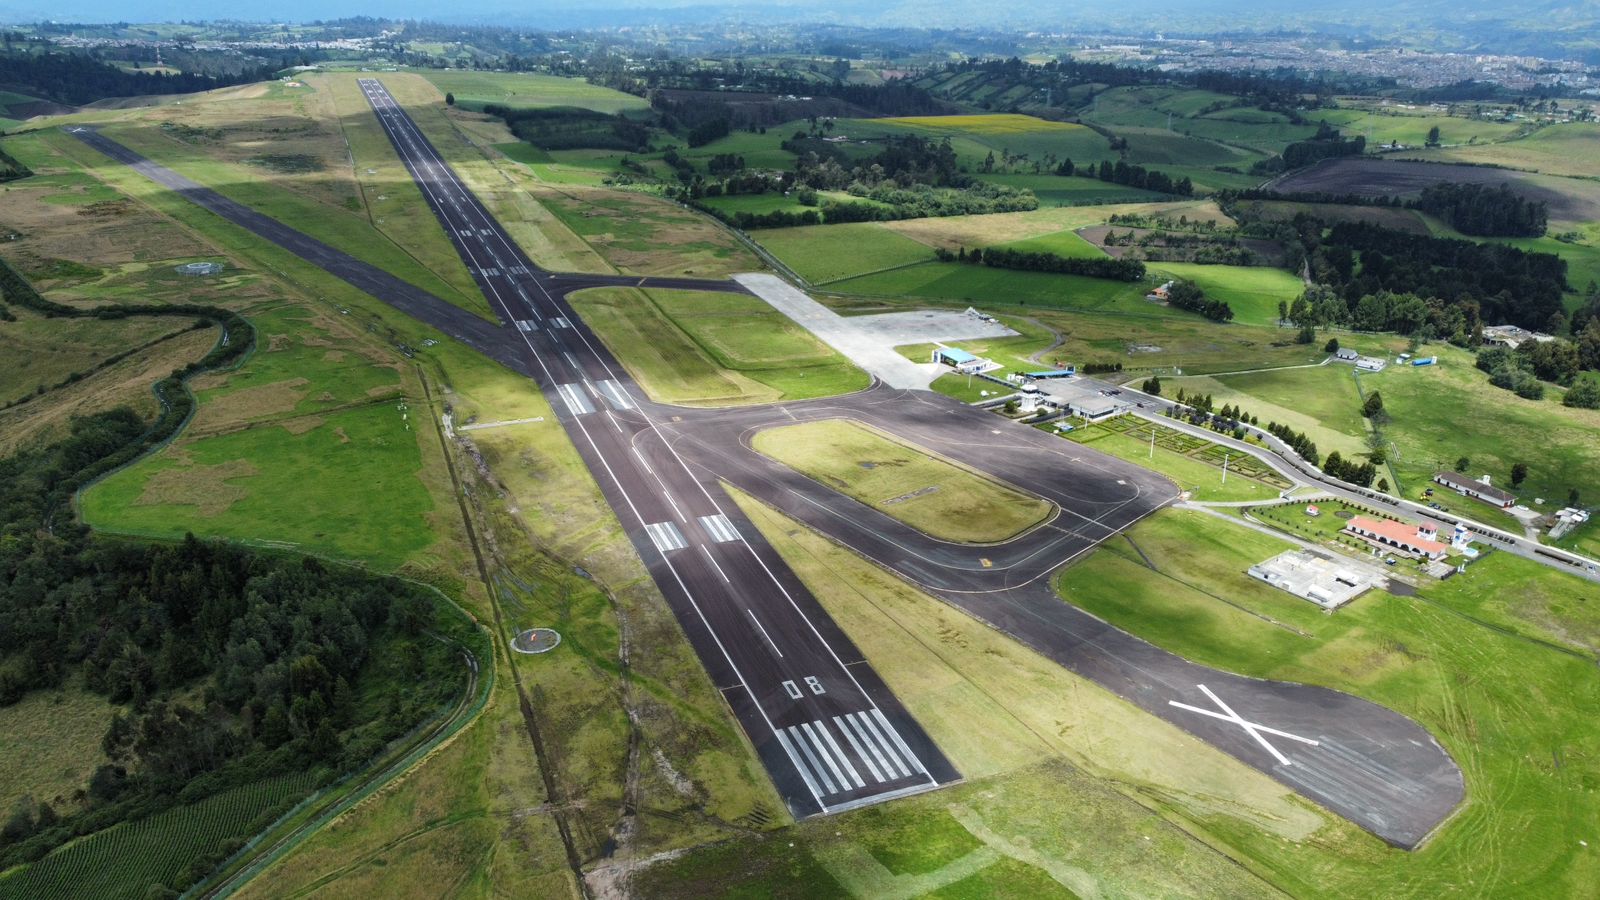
[1169,684,1320,767]
[746,608,783,657]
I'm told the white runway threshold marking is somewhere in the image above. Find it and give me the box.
[780,712,924,798]
[700,513,741,543]
[515,319,538,332]
[1169,684,1320,767]
[644,521,688,553]
[552,316,571,328]
[555,383,594,416]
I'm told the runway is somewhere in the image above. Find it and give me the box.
[64,84,1467,847]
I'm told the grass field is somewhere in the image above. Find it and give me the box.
[537,186,762,277]
[1317,107,1523,150]
[568,287,866,405]
[1403,122,1600,179]
[1355,347,1600,517]
[1147,263,1304,326]
[413,70,648,115]
[971,172,1163,205]
[0,311,192,404]
[1054,507,1600,896]
[1058,417,1289,502]
[0,684,116,815]
[1173,364,1373,458]
[754,222,934,284]
[843,114,1114,171]
[752,419,1053,543]
[879,201,1236,252]
[1082,86,1317,155]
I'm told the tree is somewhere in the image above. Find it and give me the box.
[1142,376,1162,396]
[1426,124,1441,146]
[1563,378,1600,409]
[1377,478,1389,492]
[1456,456,1471,472]
[445,92,455,107]
[1362,391,1384,418]
[1570,488,1582,506]
[1511,462,1528,487]
[1296,323,1317,344]
[1324,337,1340,353]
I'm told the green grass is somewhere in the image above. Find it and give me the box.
[1082,86,1318,155]
[1,772,321,900]
[0,683,117,813]
[568,287,866,405]
[1175,364,1373,458]
[82,400,435,570]
[839,114,1114,173]
[826,260,1181,320]
[536,188,762,277]
[752,419,1053,543]
[977,172,1162,205]
[1002,228,1107,258]
[1354,345,1600,516]
[1148,263,1306,326]
[414,70,648,115]
[1316,108,1523,149]
[1054,506,1600,896]
[754,222,934,285]
[1058,417,1289,502]
[1405,121,1600,179]
[0,313,192,405]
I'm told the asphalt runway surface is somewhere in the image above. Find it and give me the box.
[66,87,1466,846]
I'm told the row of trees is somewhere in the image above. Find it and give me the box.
[1085,159,1193,196]
[933,245,1146,281]
[0,49,274,106]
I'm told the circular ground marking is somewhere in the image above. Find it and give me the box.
[512,627,561,654]
[1334,509,1355,519]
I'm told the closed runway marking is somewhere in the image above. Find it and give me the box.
[644,521,688,553]
[1168,684,1319,767]
[700,513,741,543]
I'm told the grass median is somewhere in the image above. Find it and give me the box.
[751,418,1053,543]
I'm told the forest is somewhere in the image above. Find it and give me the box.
[0,46,274,106]
[1413,181,1547,237]
[934,245,1147,281]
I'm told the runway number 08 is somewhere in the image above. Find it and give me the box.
[782,678,827,699]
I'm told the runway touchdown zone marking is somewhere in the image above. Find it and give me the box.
[555,383,594,416]
[1169,684,1320,767]
[700,513,741,543]
[644,521,689,553]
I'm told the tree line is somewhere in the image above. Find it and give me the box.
[932,245,1146,281]
[0,49,275,107]
[1164,280,1235,322]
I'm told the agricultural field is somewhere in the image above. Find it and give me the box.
[839,114,1114,171]
[567,287,866,405]
[1402,122,1600,179]
[1244,200,1432,234]
[413,70,649,115]
[755,221,934,285]
[1054,507,1600,896]
[2,772,322,900]
[1081,86,1316,154]
[880,201,1236,253]
[751,419,1054,543]
[0,310,195,405]
[1266,158,1600,227]
[1316,106,1524,149]
[976,172,1163,205]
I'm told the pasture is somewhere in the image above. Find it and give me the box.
[1175,363,1372,458]
[1266,157,1600,226]
[1404,122,1600,179]
[536,186,762,277]
[754,222,933,284]
[1055,507,1600,897]
[1147,263,1305,327]
[751,419,1053,543]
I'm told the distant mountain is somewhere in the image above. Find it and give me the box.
[0,0,1595,61]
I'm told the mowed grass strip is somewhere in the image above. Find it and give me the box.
[754,222,933,285]
[752,419,1052,543]
[414,70,649,115]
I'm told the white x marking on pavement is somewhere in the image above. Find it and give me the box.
[1169,684,1320,766]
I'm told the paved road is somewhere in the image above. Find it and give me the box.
[68,88,1469,848]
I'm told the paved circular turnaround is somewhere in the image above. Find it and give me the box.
[511,627,561,654]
